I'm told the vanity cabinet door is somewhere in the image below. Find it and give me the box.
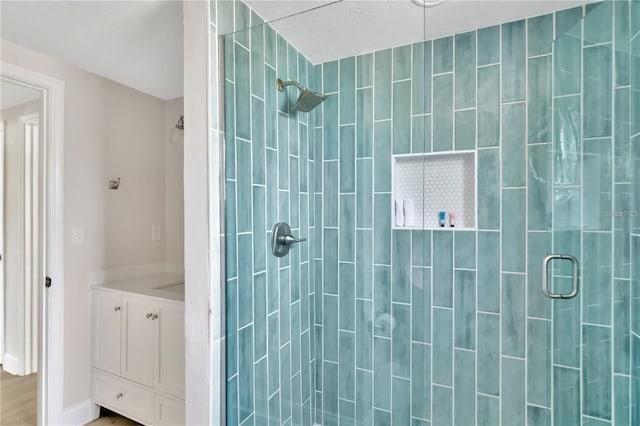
[92,290,122,375]
[121,293,155,387]
[154,301,185,399]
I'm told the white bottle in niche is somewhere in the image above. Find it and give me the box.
[395,199,404,226]
[404,199,415,227]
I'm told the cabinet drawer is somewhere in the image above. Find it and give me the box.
[154,394,185,426]
[92,370,153,425]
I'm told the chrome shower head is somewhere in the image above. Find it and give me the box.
[276,78,328,112]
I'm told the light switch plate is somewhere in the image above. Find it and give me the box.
[71,226,85,246]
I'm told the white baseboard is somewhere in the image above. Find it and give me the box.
[62,399,100,426]
[2,353,22,375]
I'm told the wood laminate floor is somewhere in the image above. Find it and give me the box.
[0,367,137,426]
[0,367,37,426]
[85,409,141,426]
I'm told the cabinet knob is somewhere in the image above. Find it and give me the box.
[114,306,121,312]
[146,313,153,319]
[116,392,123,399]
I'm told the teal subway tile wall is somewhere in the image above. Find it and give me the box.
[218,0,640,425]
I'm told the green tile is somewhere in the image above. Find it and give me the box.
[374,49,392,120]
[455,32,476,109]
[528,56,552,143]
[478,25,500,66]
[454,271,476,350]
[528,14,553,56]
[478,65,500,147]
[251,98,265,185]
[478,231,500,313]
[502,273,526,357]
[264,25,276,67]
[323,60,338,93]
[583,232,613,326]
[584,45,613,138]
[412,41,432,114]
[433,74,453,151]
[393,80,411,154]
[433,36,453,73]
[340,125,356,193]
[502,189,525,272]
[374,121,392,193]
[412,114,432,153]
[583,326,612,419]
[234,1,249,47]
[478,395,499,425]
[235,43,251,140]
[411,268,431,343]
[502,102,526,187]
[339,195,356,261]
[411,343,431,419]
[556,6,583,37]
[433,308,453,385]
[455,110,476,150]
[614,0,630,86]
[393,45,411,81]
[477,313,500,395]
[583,138,612,231]
[433,231,454,308]
[356,159,373,228]
[528,144,551,231]
[584,1,613,45]
[477,148,500,230]
[340,56,356,125]
[323,95,339,160]
[553,367,580,426]
[553,31,581,97]
[454,231,476,269]
[250,16,264,99]
[502,20,526,102]
[356,88,373,158]
[453,350,476,425]
[502,358,526,425]
[357,53,373,88]
[553,95,581,185]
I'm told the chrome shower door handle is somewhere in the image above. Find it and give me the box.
[542,254,579,299]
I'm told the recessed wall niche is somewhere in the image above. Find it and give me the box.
[392,151,476,230]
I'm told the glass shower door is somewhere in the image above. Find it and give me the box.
[545,1,638,424]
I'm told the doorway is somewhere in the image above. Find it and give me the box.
[0,63,65,425]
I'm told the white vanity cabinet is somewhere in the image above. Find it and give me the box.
[91,287,184,426]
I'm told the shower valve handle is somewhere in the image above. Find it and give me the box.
[271,222,306,257]
[279,234,307,246]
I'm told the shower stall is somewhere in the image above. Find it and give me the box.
[217,0,639,424]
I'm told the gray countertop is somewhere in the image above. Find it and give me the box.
[93,273,185,302]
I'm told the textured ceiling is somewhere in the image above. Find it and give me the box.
[245,0,596,64]
[0,1,183,100]
[0,0,596,99]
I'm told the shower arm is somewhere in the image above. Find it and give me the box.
[277,78,305,92]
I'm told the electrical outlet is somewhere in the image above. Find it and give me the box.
[71,226,85,246]
[152,225,161,241]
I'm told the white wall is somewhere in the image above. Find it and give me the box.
[0,99,40,374]
[1,40,183,410]
[164,97,184,267]
[104,83,166,269]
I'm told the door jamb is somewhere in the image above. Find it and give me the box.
[1,62,65,426]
